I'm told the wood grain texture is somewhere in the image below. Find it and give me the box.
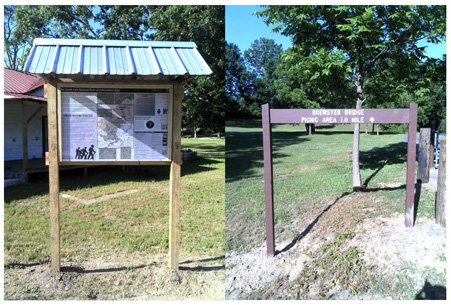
[47,82,60,272]
[436,139,446,227]
[417,128,431,183]
[169,84,183,269]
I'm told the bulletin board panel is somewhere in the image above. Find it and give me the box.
[56,83,173,165]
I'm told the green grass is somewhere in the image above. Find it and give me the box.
[4,138,224,264]
[226,120,436,253]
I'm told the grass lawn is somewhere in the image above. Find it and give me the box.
[4,138,224,265]
[225,120,443,300]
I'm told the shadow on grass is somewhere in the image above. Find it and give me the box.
[4,151,221,204]
[5,256,225,274]
[61,263,154,274]
[360,142,407,187]
[275,191,351,255]
[226,119,263,129]
[226,123,310,183]
[179,265,224,271]
[415,280,446,300]
[179,255,225,271]
[414,181,422,224]
[4,260,50,269]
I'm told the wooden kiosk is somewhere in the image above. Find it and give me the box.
[23,38,212,271]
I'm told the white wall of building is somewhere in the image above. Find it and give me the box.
[4,99,47,161]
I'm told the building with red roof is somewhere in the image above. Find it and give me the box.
[4,68,47,173]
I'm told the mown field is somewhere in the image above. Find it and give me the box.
[225,120,445,300]
[4,138,225,300]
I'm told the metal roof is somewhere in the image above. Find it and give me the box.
[4,68,46,102]
[23,38,212,78]
[4,68,45,94]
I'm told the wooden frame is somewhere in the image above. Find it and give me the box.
[262,103,418,256]
[56,82,173,164]
[47,79,183,271]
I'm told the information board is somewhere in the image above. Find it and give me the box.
[61,88,169,162]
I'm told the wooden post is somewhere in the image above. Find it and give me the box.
[376,124,380,136]
[308,124,312,136]
[47,82,60,272]
[169,84,183,269]
[22,101,28,172]
[417,128,431,183]
[405,103,418,227]
[365,124,368,134]
[429,129,435,169]
[436,139,446,227]
[262,103,275,256]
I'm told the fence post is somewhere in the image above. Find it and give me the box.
[436,139,446,227]
[417,128,431,183]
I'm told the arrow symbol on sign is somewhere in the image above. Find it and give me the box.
[369,117,375,123]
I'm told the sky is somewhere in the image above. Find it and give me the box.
[225,5,446,59]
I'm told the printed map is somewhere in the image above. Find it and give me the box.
[98,105,134,148]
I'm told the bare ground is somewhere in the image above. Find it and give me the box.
[4,252,225,300]
[226,194,446,300]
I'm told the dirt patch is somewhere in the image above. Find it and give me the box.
[226,211,446,300]
[5,252,225,300]
[349,215,446,279]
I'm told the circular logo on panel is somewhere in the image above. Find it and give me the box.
[146,120,155,129]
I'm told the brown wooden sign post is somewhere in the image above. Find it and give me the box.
[262,103,418,256]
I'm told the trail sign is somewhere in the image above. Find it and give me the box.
[262,103,418,257]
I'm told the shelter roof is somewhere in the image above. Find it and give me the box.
[4,68,46,102]
[23,38,212,81]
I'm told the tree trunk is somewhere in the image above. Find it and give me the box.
[193,123,197,138]
[352,68,364,191]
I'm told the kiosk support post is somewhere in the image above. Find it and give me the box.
[47,82,61,272]
[262,103,275,256]
[169,84,183,269]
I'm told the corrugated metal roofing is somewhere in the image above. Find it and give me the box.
[23,38,212,77]
[4,68,45,95]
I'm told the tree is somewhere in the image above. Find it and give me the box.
[4,5,52,69]
[225,42,253,117]
[274,47,355,109]
[257,5,446,190]
[148,6,225,137]
[243,38,282,116]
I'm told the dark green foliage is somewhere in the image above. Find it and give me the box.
[225,42,253,117]
[225,38,282,117]
[148,6,225,137]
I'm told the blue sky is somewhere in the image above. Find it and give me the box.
[226,5,446,59]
